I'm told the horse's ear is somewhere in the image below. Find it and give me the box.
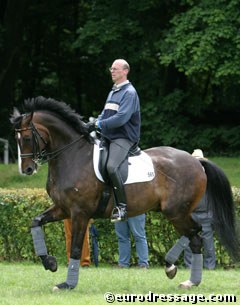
[10,107,21,124]
[13,107,21,117]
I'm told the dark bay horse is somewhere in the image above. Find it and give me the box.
[11,97,239,291]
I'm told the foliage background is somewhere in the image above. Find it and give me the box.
[0,0,240,159]
[0,187,239,267]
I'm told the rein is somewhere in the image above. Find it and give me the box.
[16,121,84,164]
[39,136,84,164]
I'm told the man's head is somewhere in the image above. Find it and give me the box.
[109,59,130,85]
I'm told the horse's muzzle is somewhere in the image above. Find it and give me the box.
[22,162,38,175]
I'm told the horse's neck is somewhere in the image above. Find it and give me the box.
[47,140,93,188]
[48,128,79,151]
[35,112,94,184]
[34,112,78,148]
[48,137,92,166]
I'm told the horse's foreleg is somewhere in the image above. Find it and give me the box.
[31,204,66,272]
[179,234,203,289]
[53,214,90,291]
[165,236,189,279]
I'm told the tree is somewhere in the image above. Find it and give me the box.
[157,0,240,152]
[160,0,240,116]
[0,0,28,137]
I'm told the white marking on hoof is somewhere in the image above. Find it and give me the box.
[178,280,198,289]
[165,264,177,279]
[52,286,60,292]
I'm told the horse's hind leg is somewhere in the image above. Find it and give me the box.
[178,234,203,289]
[165,236,190,279]
[164,213,203,286]
[163,212,196,277]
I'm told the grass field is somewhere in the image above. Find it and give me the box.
[0,262,239,305]
[210,156,240,188]
[0,163,47,188]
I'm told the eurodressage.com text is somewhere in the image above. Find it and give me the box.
[104,291,237,304]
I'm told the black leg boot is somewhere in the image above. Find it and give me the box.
[110,170,127,222]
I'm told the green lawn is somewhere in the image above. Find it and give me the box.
[0,262,239,305]
[210,156,240,187]
[0,163,47,188]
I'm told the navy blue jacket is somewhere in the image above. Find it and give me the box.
[99,82,140,143]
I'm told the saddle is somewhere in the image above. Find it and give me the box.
[93,140,155,184]
[92,140,155,217]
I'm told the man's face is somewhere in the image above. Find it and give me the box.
[109,61,128,84]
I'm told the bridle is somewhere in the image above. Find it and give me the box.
[15,121,84,164]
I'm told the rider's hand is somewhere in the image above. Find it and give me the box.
[83,120,101,134]
[83,121,96,134]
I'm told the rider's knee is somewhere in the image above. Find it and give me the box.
[106,163,116,177]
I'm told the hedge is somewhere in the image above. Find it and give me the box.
[0,188,240,267]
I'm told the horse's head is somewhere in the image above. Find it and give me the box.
[10,108,48,175]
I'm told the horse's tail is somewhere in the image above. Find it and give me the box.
[200,159,240,262]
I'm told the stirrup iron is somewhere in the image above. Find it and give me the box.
[111,206,127,223]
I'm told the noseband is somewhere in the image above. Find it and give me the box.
[16,121,84,164]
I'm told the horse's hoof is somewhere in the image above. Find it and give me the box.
[178,280,199,289]
[42,255,58,272]
[165,264,177,279]
[52,282,72,292]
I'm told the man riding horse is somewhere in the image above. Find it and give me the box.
[85,59,141,223]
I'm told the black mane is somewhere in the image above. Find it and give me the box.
[12,96,93,142]
[25,96,86,132]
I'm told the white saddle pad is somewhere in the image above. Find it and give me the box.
[93,142,155,184]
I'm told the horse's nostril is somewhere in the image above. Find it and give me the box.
[24,167,34,175]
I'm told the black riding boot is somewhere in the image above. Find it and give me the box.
[110,170,127,223]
